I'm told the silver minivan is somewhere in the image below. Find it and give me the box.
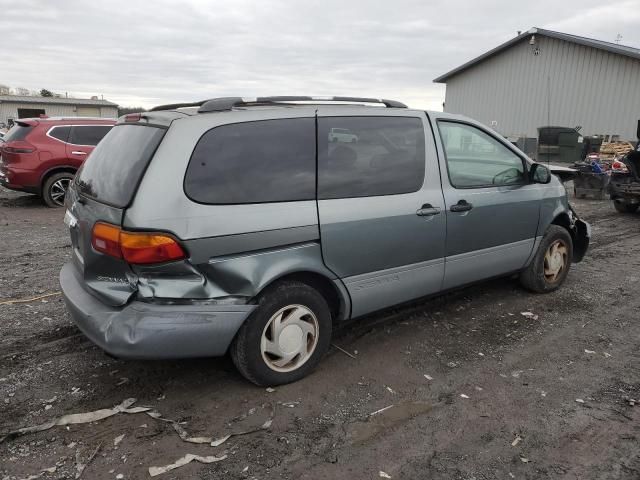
[60,96,590,385]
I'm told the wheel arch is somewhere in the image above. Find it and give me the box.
[256,270,351,323]
[40,165,77,190]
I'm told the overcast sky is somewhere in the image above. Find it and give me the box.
[1,0,639,110]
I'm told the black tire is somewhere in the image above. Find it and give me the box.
[230,281,332,386]
[42,172,74,208]
[613,199,639,213]
[520,225,573,293]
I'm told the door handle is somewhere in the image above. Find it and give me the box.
[450,200,473,212]
[71,151,87,155]
[416,203,441,217]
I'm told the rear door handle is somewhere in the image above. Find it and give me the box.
[416,203,441,217]
[450,200,473,212]
[71,151,87,156]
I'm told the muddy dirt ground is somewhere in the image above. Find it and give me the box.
[0,185,638,480]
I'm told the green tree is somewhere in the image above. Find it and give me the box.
[40,89,53,97]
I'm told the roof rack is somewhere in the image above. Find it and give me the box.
[149,96,408,113]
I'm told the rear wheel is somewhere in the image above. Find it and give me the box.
[613,199,639,213]
[520,225,573,293]
[230,281,332,386]
[42,172,74,208]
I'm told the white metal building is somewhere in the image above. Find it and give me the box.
[434,28,640,141]
[0,95,118,125]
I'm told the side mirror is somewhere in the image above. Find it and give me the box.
[530,163,551,184]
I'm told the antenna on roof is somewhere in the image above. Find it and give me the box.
[615,34,622,44]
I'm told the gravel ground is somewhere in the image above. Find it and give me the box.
[0,185,638,480]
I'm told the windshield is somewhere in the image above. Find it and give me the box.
[76,124,165,208]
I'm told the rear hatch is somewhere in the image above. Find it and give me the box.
[65,123,166,306]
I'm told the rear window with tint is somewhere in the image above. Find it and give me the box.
[70,125,113,146]
[3,123,34,142]
[76,125,165,207]
[184,118,315,204]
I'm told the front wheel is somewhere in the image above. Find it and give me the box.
[613,199,639,213]
[520,225,573,293]
[230,281,332,386]
[42,172,74,208]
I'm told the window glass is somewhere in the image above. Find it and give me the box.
[438,122,525,188]
[3,123,33,142]
[184,118,315,204]
[49,126,71,142]
[318,116,425,199]
[77,125,165,207]
[69,125,113,146]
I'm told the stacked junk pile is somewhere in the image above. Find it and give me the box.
[536,123,640,201]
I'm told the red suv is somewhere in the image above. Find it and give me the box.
[0,117,116,207]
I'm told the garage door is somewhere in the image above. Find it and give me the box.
[76,107,100,117]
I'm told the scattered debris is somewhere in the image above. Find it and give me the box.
[114,434,125,447]
[475,386,483,391]
[169,404,274,447]
[148,453,227,476]
[520,312,538,320]
[423,374,433,381]
[385,386,396,395]
[116,475,124,479]
[16,466,57,480]
[265,387,275,393]
[379,471,392,478]
[603,352,612,358]
[281,401,299,408]
[75,443,101,479]
[584,349,596,354]
[369,405,395,417]
[446,361,458,368]
[460,394,470,399]
[575,399,585,404]
[520,456,530,463]
[0,398,151,443]
[511,370,524,378]
[623,396,636,407]
[511,435,522,447]
[332,343,357,359]
[0,291,61,305]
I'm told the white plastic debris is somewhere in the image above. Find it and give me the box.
[370,405,394,417]
[511,435,522,447]
[116,475,124,479]
[584,349,596,354]
[148,453,227,476]
[386,386,396,394]
[520,312,538,320]
[379,471,392,478]
[575,398,585,404]
[0,398,150,443]
[460,394,470,399]
[266,387,275,393]
[16,466,57,480]
[114,434,125,447]
[603,352,612,358]
[520,456,530,463]
[423,374,433,381]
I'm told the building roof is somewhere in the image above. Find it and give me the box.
[0,95,117,107]
[434,27,640,83]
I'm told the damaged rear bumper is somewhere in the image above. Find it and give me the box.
[60,262,256,359]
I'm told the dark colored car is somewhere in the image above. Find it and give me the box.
[609,121,640,213]
[0,117,115,206]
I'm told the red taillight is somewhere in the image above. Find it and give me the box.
[125,113,142,122]
[91,222,186,264]
[3,141,35,154]
[611,160,628,173]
